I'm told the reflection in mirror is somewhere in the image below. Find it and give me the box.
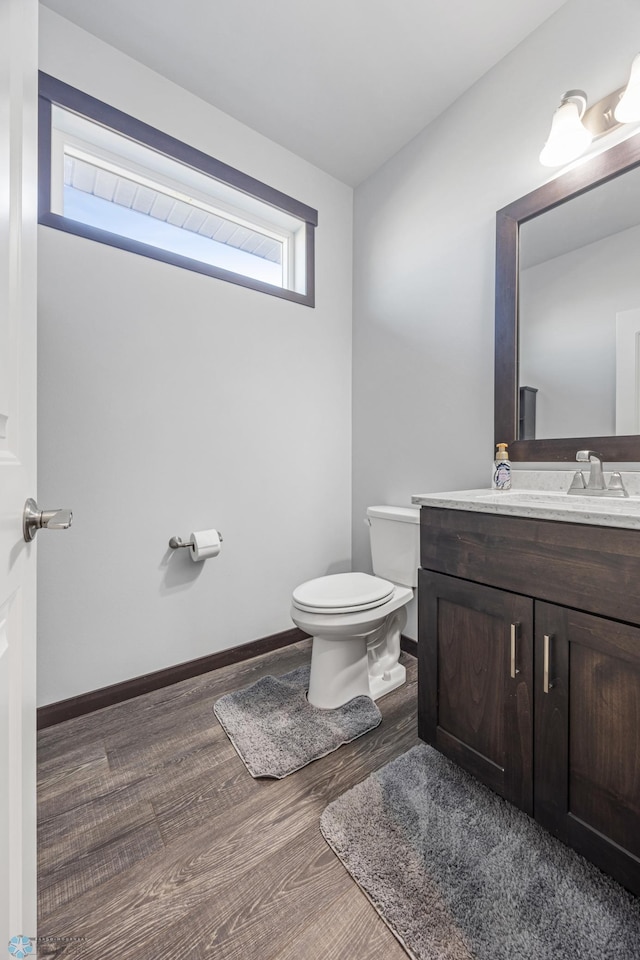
[495,129,640,463]
[518,164,640,440]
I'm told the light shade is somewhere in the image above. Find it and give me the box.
[539,94,592,167]
[615,52,640,122]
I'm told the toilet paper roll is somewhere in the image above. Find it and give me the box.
[189,529,221,562]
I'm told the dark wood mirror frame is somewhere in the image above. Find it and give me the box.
[495,133,640,462]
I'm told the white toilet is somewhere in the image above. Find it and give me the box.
[290,505,420,709]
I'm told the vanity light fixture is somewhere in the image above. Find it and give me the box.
[615,52,640,122]
[539,90,592,167]
[540,53,640,167]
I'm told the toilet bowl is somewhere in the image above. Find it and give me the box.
[290,505,420,709]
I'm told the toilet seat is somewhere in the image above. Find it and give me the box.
[292,572,394,615]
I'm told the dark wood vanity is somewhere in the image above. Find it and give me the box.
[416,105,640,895]
[417,505,640,896]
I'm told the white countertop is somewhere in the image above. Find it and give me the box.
[411,470,640,531]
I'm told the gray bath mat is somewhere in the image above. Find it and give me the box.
[321,744,640,960]
[213,665,382,778]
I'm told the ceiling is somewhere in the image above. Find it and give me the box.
[40,0,569,186]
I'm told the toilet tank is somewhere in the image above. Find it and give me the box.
[367,505,420,588]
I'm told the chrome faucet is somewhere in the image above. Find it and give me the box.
[568,450,629,498]
[577,450,606,490]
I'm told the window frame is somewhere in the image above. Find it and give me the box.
[38,72,317,307]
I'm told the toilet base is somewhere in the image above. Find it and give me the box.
[307,633,370,710]
[306,630,408,709]
[369,661,406,701]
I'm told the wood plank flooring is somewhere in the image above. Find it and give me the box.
[37,640,420,959]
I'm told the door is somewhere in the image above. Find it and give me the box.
[535,602,640,896]
[0,0,38,948]
[418,570,534,813]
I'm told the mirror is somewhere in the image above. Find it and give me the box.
[519,166,640,439]
[495,133,640,462]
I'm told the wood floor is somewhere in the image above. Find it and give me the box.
[37,640,420,959]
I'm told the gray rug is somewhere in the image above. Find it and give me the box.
[213,665,382,778]
[320,744,640,960]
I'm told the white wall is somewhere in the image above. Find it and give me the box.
[520,222,640,439]
[37,9,353,705]
[352,0,640,639]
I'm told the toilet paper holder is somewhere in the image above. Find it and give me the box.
[169,532,223,550]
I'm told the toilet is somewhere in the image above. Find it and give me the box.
[290,505,420,709]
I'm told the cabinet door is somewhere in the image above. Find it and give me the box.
[535,602,640,895]
[418,570,534,813]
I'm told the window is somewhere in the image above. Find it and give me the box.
[38,73,317,306]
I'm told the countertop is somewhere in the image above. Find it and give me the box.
[411,470,640,531]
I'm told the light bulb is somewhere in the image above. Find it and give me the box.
[615,53,640,122]
[539,97,592,167]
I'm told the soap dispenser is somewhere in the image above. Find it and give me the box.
[493,442,511,490]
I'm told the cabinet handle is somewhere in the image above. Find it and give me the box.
[543,634,554,693]
[510,623,520,679]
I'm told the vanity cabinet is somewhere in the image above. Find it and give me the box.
[419,571,534,813]
[417,506,640,895]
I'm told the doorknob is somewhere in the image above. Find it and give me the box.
[23,498,73,542]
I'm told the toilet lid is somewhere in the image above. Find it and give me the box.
[292,572,394,614]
